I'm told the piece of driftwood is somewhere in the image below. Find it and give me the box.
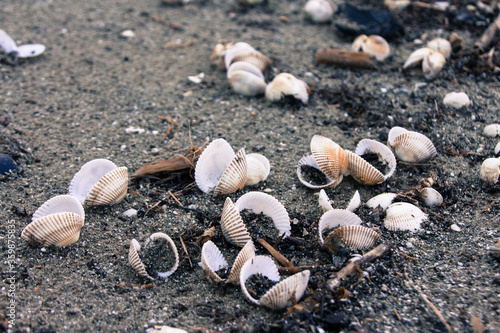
[316,49,378,69]
[326,243,392,291]
[133,146,202,176]
[475,14,500,51]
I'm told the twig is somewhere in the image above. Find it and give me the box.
[168,190,184,207]
[400,251,416,260]
[412,1,448,11]
[475,14,500,51]
[351,265,364,288]
[316,49,378,69]
[258,238,293,267]
[278,265,332,275]
[179,235,192,267]
[150,15,184,30]
[393,308,402,321]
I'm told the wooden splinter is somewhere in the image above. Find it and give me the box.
[315,49,378,69]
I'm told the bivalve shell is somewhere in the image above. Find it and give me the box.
[213,148,248,196]
[318,189,334,213]
[352,35,390,61]
[297,155,340,189]
[480,157,500,186]
[420,187,443,207]
[246,153,270,186]
[347,139,397,185]
[318,209,362,245]
[265,73,309,104]
[384,202,427,231]
[495,142,500,156]
[311,135,348,182]
[128,239,154,280]
[220,197,251,247]
[230,51,272,73]
[228,71,266,96]
[483,124,500,138]
[387,127,437,163]
[422,50,446,80]
[323,225,380,252]
[224,42,256,69]
[211,42,233,69]
[427,37,452,59]
[366,193,398,211]
[227,61,265,81]
[443,92,470,108]
[346,190,361,212]
[303,0,335,23]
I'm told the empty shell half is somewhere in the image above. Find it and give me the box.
[383,202,427,231]
[69,159,128,206]
[297,155,340,189]
[318,209,362,245]
[480,157,500,186]
[352,35,390,61]
[420,187,443,207]
[21,195,85,247]
[201,239,255,284]
[303,0,335,23]
[311,135,349,182]
[403,47,446,80]
[318,189,361,213]
[366,193,398,211]
[128,232,179,280]
[224,43,271,72]
[211,42,233,69]
[240,255,310,309]
[246,153,270,185]
[387,127,437,163]
[323,225,380,253]
[0,29,46,60]
[483,124,500,138]
[443,92,470,108]
[220,197,252,247]
[265,73,309,104]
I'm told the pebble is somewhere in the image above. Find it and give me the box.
[120,30,135,38]
[123,208,138,217]
[125,126,145,134]
[450,224,461,232]
[443,92,470,108]
[0,154,18,174]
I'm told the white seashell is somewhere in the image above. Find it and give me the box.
[384,202,427,231]
[311,135,349,182]
[324,225,380,252]
[351,138,397,183]
[120,30,135,38]
[495,142,500,155]
[220,197,251,247]
[443,92,470,108]
[265,73,309,104]
[480,157,500,186]
[352,35,391,61]
[345,151,386,185]
[228,71,266,96]
[188,72,204,84]
[143,232,179,279]
[304,0,335,23]
[296,155,340,189]
[346,190,361,212]
[224,42,256,69]
[69,159,128,206]
[0,29,19,55]
[211,42,233,69]
[17,44,45,58]
[366,193,398,211]
[235,192,291,237]
[420,187,443,207]
[226,239,256,284]
[195,138,235,193]
[227,61,265,81]
[483,124,500,138]
[213,148,248,196]
[403,48,432,69]
[318,189,334,213]
[427,37,452,59]
[128,239,154,280]
[318,209,362,245]
[246,153,270,186]
[21,195,85,247]
[387,126,408,145]
[422,50,446,80]
[240,256,310,309]
[387,127,437,163]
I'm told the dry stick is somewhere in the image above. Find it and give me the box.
[475,14,500,51]
[179,235,192,267]
[326,243,392,291]
[258,238,293,267]
[278,265,324,275]
[315,49,378,69]
[168,190,184,207]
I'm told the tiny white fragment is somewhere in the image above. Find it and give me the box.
[188,72,205,84]
[123,208,138,217]
[120,30,135,38]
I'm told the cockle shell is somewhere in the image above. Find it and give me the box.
[403,47,432,69]
[387,127,437,163]
[443,92,470,108]
[0,29,45,59]
[128,232,179,280]
[21,195,85,247]
[213,148,248,196]
[265,73,309,104]
[366,193,398,211]
[323,225,380,253]
[297,155,339,189]
[318,189,360,213]
[69,159,128,206]
[483,124,500,138]
[230,51,272,73]
[495,142,500,155]
[235,192,291,238]
[240,255,310,309]
[245,153,270,185]
[346,190,361,212]
[227,61,267,96]
[420,187,443,207]
[303,0,335,23]
[480,157,500,186]
[227,61,265,81]
[352,35,390,61]
[0,29,18,55]
[318,209,362,245]
[201,239,255,284]
[427,37,452,59]
[224,42,256,69]
[220,197,252,247]
[403,47,446,80]
[311,135,348,182]
[383,202,427,231]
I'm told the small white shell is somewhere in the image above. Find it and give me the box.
[318,209,362,245]
[483,124,500,138]
[128,239,154,280]
[228,71,266,96]
[366,193,398,211]
[443,92,470,108]
[318,189,334,213]
[246,153,270,186]
[303,0,335,23]
[403,48,432,69]
[143,232,179,278]
[265,73,309,104]
[422,50,446,80]
[420,187,443,207]
[0,29,18,54]
[296,155,340,189]
[17,44,46,58]
[384,202,427,231]
[352,35,390,61]
[224,42,256,69]
[480,157,500,186]
[227,61,265,81]
[195,138,235,193]
[220,197,251,247]
[346,190,361,212]
[427,38,452,59]
[235,192,291,238]
[495,142,500,155]
[324,225,380,252]
[69,159,128,206]
[387,127,437,163]
[211,42,233,69]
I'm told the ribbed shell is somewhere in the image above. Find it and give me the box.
[403,47,432,69]
[21,212,84,247]
[366,193,398,211]
[226,239,256,284]
[240,256,280,305]
[32,194,85,220]
[318,209,362,245]
[194,138,235,193]
[265,73,309,104]
[346,151,385,185]
[422,50,446,80]
[246,153,270,186]
[235,192,291,237]
[213,148,248,196]
[128,239,154,280]
[389,131,437,162]
[220,197,251,247]
[224,42,256,69]
[228,71,266,96]
[384,202,427,231]
[143,232,179,278]
[427,38,451,59]
[387,127,408,146]
[227,61,265,81]
[230,51,272,73]
[311,135,348,181]
[201,241,229,284]
[480,158,500,186]
[352,138,397,182]
[420,187,443,207]
[296,155,340,189]
[324,225,380,252]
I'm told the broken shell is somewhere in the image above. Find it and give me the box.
[384,202,427,231]
[443,92,470,108]
[480,157,500,186]
[246,153,270,186]
[240,255,310,309]
[228,70,267,96]
[220,197,251,247]
[297,155,340,189]
[387,127,437,163]
[0,29,18,55]
[422,49,446,80]
[483,124,500,138]
[213,148,248,196]
[311,135,348,182]
[128,239,154,280]
[0,29,45,60]
[69,159,128,206]
[211,42,233,69]
[21,195,85,247]
[265,73,309,104]
[352,35,390,61]
[427,37,452,59]
[495,142,500,155]
[303,0,335,23]
[366,193,398,211]
[318,209,362,245]
[201,240,255,284]
[324,225,380,252]
[420,187,443,207]
[384,0,411,11]
[235,192,291,238]
[346,190,361,212]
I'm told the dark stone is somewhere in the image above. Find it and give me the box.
[0,154,17,174]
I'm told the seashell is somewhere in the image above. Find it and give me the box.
[0,29,45,60]
[318,209,362,245]
[403,47,432,70]
[346,190,361,212]
[366,193,397,211]
[296,155,340,189]
[0,29,18,55]
[310,135,348,182]
[235,192,291,237]
[352,35,390,61]
[347,139,397,185]
[480,157,500,186]
[224,42,256,69]
[21,195,85,247]
[228,71,266,96]
[443,92,470,108]
[211,42,233,69]
[213,148,248,196]
[220,197,251,247]
[419,187,443,207]
[230,51,272,73]
[240,255,310,309]
[69,159,128,206]
[265,73,309,104]
[427,37,452,59]
[422,49,446,80]
[129,232,179,280]
[323,225,380,253]
[246,153,270,186]
[201,240,255,284]
[495,142,500,156]
[318,189,334,213]
[303,0,335,23]
[483,124,500,138]
[227,61,264,81]
[384,202,427,231]
[387,127,437,163]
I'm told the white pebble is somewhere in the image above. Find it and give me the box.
[123,208,138,217]
[450,224,461,232]
[443,92,470,109]
[483,124,500,138]
[188,72,205,84]
[125,126,145,134]
[120,30,135,38]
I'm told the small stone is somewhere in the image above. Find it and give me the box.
[0,154,18,174]
[125,126,145,134]
[450,224,461,232]
[381,284,388,292]
[123,209,138,217]
[120,30,135,38]
[443,92,470,109]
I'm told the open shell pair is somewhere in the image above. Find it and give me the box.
[21,195,85,247]
[128,232,179,280]
[220,192,291,246]
[240,256,310,309]
[403,47,446,80]
[0,29,45,63]
[265,73,309,104]
[351,35,390,61]
[69,159,128,206]
[387,127,437,163]
[201,240,255,284]
[195,139,270,195]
